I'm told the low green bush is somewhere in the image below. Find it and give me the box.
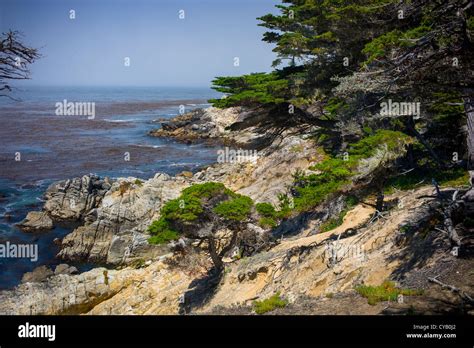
[253,292,288,314]
[134,179,143,186]
[356,281,423,305]
[385,167,469,194]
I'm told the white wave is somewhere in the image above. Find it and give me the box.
[104,118,141,123]
[133,144,164,149]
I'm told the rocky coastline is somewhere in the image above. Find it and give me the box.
[2,106,473,315]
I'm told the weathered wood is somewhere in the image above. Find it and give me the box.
[442,203,462,247]
[428,276,474,303]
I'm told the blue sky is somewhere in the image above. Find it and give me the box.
[0,0,280,87]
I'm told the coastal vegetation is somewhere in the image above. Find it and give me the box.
[148,182,260,269]
[209,0,473,201]
[81,0,474,314]
[356,281,424,306]
[253,292,288,314]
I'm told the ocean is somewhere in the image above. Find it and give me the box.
[0,86,221,289]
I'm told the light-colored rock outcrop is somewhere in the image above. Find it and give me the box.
[149,107,264,147]
[196,187,451,312]
[57,173,191,264]
[0,259,194,315]
[17,211,53,232]
[21,266,54,284]
[44,174,111,220]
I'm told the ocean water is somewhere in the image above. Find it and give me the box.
[0,86,221,289]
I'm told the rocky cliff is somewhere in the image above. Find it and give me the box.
[4,106,473,315]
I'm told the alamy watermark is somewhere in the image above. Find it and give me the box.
[380,99,421,117]
[18,322,55,341]
[325,241,366,266]
[0,241,38,262]
[217,147,259,164]
[55,99,95,119]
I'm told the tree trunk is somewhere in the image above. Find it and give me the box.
[207,236,223,270]
[375,188,384,212]
[219,230,238,258]
[442,202,462,247]
[462,94,474,211]
[463,95,474,186]
[406,116,443,167]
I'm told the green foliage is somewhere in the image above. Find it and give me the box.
[213,195,253,222]
[148,218,179,245]
[130,258,146,269]
[134,179,143,186]
[253,292,288,314]
[362,26,431,64]
[256,202,277,218]
[148,182,252,244]
[209,72,289,108]
[468,16,474,31]
[437,169,470,187]
[294,130,411,212]
[356,281,423,305]
[320,213,346,233]
[464,217,474,228]
[385,168,469,194]
[181,182,229,198]
[204,0,470,230]
[160,196,204,222]
[155,182,229,224]
[256,202,278,228]
[362,126,373,135]
[148,229,179,245]
[258,217,278,228]
[276,194,294,219]
[349,130,412,156]
[119,181,132,195]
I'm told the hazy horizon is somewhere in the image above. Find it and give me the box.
[1,0,280,87]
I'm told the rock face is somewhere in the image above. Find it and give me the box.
[21,266,54,284]
[0,260,194,315]
[54,264,78,276]
[44,174,111,220]
[149,107,262,147]
[196,187,471,314]
[17,211,53,232]
[3,186,470,315]
[56,173,191,265]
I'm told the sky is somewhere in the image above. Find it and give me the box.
[0,0,280,87]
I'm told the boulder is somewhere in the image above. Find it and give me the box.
[21,266,54,283]
[44,174,111,221]
[54,264,78,276]
[17,211,53,232]
[178,171,194,178]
